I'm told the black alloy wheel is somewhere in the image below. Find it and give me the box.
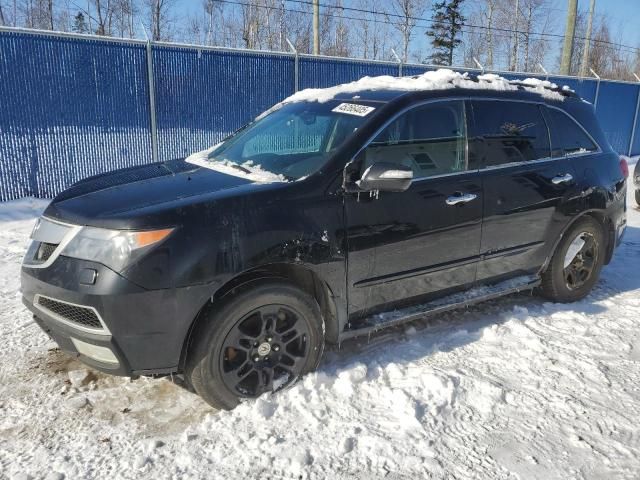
[221,304,311,397]
[185,280,324,410]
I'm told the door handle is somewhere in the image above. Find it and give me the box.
[551,173,573,185]
[446,193,478,206]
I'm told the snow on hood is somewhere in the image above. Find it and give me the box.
[185,144,288,184]
[256,68,566,120]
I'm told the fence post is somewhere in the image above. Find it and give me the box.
[391,49,403,77]
[538,63,549,82]
[628,73,640,156]
[473,57,485,74]
[589,68,601,108]
[286,38,299,92]
[146,40,159,164]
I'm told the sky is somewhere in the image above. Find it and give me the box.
[567,0,640,45]
[167,0,639,71]
[172,0,640,47]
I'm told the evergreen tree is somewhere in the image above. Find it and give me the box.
[72,12,89,34]
[426,0,466,66]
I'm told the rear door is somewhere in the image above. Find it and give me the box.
[345,99,483,319]
[470,100,578,282]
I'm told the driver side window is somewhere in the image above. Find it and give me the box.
[362,100,467,178]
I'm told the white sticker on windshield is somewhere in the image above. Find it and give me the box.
[332,103,375,117]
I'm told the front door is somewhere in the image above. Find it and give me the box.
[345,100,483,319]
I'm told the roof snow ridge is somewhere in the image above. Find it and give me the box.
[400,70,575,98]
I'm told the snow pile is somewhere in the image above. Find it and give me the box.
[1,188,640,478]
[258,69,565,119]
[186,145,288,183]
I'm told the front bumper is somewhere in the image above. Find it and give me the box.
[21,256,214,376]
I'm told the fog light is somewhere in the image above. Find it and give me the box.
[71,338,119,365]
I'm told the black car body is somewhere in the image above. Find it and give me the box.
[634,160,640,205]
[21,72,627,407]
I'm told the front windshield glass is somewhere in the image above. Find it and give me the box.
[202,100,375,181]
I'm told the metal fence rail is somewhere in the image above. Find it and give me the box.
[1,26,640,201]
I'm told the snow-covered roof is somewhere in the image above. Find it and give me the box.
[257,69,568,120]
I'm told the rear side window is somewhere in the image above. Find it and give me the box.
[469,101,550,167]
[545,108,598,157]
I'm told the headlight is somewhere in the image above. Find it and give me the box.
[61,227,173,272]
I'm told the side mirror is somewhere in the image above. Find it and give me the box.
[356,162,413,192]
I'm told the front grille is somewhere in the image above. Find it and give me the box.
[35,242,58,262]
[35,296,103,331]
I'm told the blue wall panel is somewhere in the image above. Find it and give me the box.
[403,65,430,76]
[596,81,639,154]
[630,91,640,156]
[153,47,295,160]
[299,57,397,89]
[0,32,152,200]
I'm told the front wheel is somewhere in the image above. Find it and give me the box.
[185,281,325,410]
[540,217,605,303]
[635,189,640,206]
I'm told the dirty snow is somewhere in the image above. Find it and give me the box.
[2,188,640,479]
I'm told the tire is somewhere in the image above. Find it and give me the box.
[185,280,325,410]
[540,217,605,303]
[635,189,640,206]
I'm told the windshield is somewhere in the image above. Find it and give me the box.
[199,100,375,181]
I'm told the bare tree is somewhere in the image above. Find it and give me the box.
[145,0,175,41]
[111,0,137,38]
[352,0,391,60]
[318,0,350,57]
[483,0,496,68]
[518,0,554,72]
[389,0,427,63]
[332,0,349,57]
[91,0,114,35]
[284,7,312,53]
[239,0,259,48]
[565,12,635,80]
[19,0,55,29]
[462,0,501,69]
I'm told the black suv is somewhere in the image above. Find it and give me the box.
[21,72,628,409]
[634,161,640,205]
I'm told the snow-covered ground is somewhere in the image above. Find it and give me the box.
[1,186,640,480]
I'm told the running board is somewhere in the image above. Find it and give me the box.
[341,275,541,340]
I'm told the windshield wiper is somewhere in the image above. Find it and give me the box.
[228,163,252,174]
[220,160,296,182]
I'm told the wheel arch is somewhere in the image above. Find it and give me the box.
[540,209,614,274]
[178,263,340,372]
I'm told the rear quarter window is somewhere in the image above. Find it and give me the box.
[545,108,598,157]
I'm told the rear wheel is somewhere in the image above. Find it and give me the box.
[635,189,640,206]
[185,281,324,410]
[540,217,605,302]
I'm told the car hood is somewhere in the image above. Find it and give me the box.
[44,158,279,227]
